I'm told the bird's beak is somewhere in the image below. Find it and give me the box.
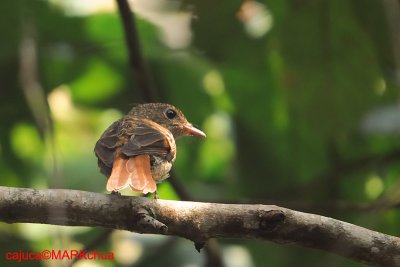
[183,124,206,138]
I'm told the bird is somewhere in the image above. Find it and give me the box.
[94,103,206,195]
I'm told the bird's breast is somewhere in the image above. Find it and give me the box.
[150,156,173,182]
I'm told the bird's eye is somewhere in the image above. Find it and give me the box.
[165,109,177,119]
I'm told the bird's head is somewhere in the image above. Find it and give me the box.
[129,103,206,139]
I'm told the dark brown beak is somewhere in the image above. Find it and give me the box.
[183,124,206,137]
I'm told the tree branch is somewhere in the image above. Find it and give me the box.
[0,186,399,266]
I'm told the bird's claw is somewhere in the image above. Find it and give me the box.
[111,190,122,196]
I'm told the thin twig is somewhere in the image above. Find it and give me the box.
[115,0,158,102]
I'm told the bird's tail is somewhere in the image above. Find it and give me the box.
[106,155,156,194]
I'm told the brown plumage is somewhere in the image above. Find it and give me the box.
[94,103,206,194]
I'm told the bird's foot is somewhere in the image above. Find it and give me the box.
[144,191,159,199]
[111,190,121,196]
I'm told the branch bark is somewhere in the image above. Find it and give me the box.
[0,186,399,267]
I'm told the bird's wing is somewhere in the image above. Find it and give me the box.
[94,120,121,177]
[119,117,175,159]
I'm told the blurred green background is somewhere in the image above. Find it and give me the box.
[1,0,400,266]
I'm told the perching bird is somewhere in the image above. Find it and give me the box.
[94,103,206,195]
